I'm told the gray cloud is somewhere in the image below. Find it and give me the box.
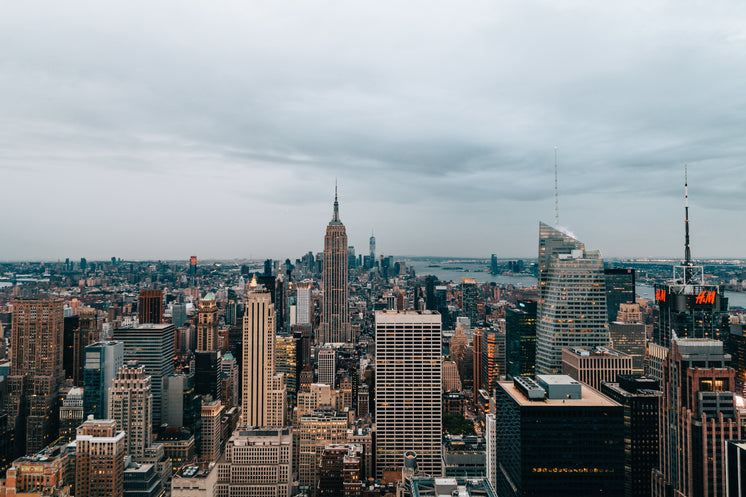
[3,1,746,260]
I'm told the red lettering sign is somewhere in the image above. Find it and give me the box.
[695,291,716,305]
[656,289,666,302]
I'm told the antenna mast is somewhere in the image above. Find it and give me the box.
[684,163,691,268]
[554,147,559,227]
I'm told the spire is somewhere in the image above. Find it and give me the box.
[329,181,342,225]
[684,163,692,269]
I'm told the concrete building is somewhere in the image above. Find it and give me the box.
[296,283,312,326]
[59,387,84,443]
[442,361,462,392]
[7,296,64,456]
[535,222,610,374]
[75,418,126,497]
[215,427,292,497]
[317,444,363,496]
[0,443,74,497]
[197,293,218,352]
[112,324,175,426]
[375,310,442,477]
[108,362,153,459]
[319,187,352,344]
[561,346,633,390]
[318,348,336,387]
[200,401,224,463]
[297,409,348,493]
[242,288,286,427]
[171,464,218,497]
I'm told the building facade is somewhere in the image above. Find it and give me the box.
[319,188,351,344]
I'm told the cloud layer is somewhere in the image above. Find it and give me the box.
[3,1,746,260]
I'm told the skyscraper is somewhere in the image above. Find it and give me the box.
[112,324,175,426]
[138,290,163,325]
[318,347,336,387]
[505,300,537,379]
[196,293,218,352]
[319,186,351,344]
[375,310,442,477]
[535,222,610,374]
[108,362,153,458]
[295,283,312,326]
[462,278,478,325]
[604,268,636,323]
[369,231,376,267]
[242,288,286,427]
[7,296,64,456]
[83,340,124,419]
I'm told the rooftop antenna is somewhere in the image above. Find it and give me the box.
[554,147,559,227]
[684,163,691,267]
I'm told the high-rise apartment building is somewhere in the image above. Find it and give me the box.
[75,418,126,497]
[319,187,351,344]
[604,268,636,324]
[493,375,624,497]
[505,300,537,379]
[535,222,610,374]
[84,340,124,419]
[112,324,175,426]
[242,288,286,427]
[216,426,292,497]
[375,310,442,477]
[7,296,64,456]
[108,362,153,458]
[196,293,218,352]
[652,338,743,497]
[138,290,163,325]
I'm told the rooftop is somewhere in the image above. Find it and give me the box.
[499,380,620,408]
[408,477,497,497]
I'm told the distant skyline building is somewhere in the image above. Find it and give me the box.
[196,293,218,352]
[604,268,636,323]
[319,186,352,344]
[375,310,442,477]
[138,289,163,325]
[112,323,175,426]
[7,296,64,456]
[462,278,478,325]
[535,222,610,374]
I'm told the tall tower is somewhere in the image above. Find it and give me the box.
[138,290,162,325]
[7,296,64,456]
[242,288,286,426]
[535,222,609,374]
[108,362,153,458]
[196,293,218,352]
[369,230,376,263]
[319,186,351,344]
[375,310,442,477]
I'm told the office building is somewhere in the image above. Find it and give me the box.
[375,310,442,477]
[83,341,124,419]
[296,283,312,325]
[0,443,74,497]
[604,268,636,323]
[400,477,497,497]
[200,400,223,463]
[485,413,497,492]
[275,335,297,404]
[652,338,743,497]
[357,384,370,419]
[609,320,646,374]
[494,375,624,497]
[561,346,633,391]
[442,435,486,478]
[505,300,537,379]
[161,374,200,434]
[59,387,84,443]
[108,362,153,459]
[171,464,218,497]
[480,329,504,395]
[318,443,364,496]
[535,222,610,374]
[442,361,462,392]
[319,187,352,344]
[63,314,87,385]
[298,409,348,492]
[138,290,163,325]
[196,293,218,352]
[194,350,221,401]
[653,180,728,346]
[242,288,286,427]
[112,324,175,426]
[215,426,292,497]
[75,418,126,497]
[318,348,336,387]
[462,278,478,325]
[124,460,162,497]
[7,296,64,456]
[220,352,239,409]
[601,375,661,497]
[172,303,188,328]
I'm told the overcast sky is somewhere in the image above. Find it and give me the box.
[3,1,746,261]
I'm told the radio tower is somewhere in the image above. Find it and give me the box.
[554,146,559,227]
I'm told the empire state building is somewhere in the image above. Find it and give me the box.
[319,186,351,344]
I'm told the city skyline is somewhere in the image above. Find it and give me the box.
[4,2,746,260]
